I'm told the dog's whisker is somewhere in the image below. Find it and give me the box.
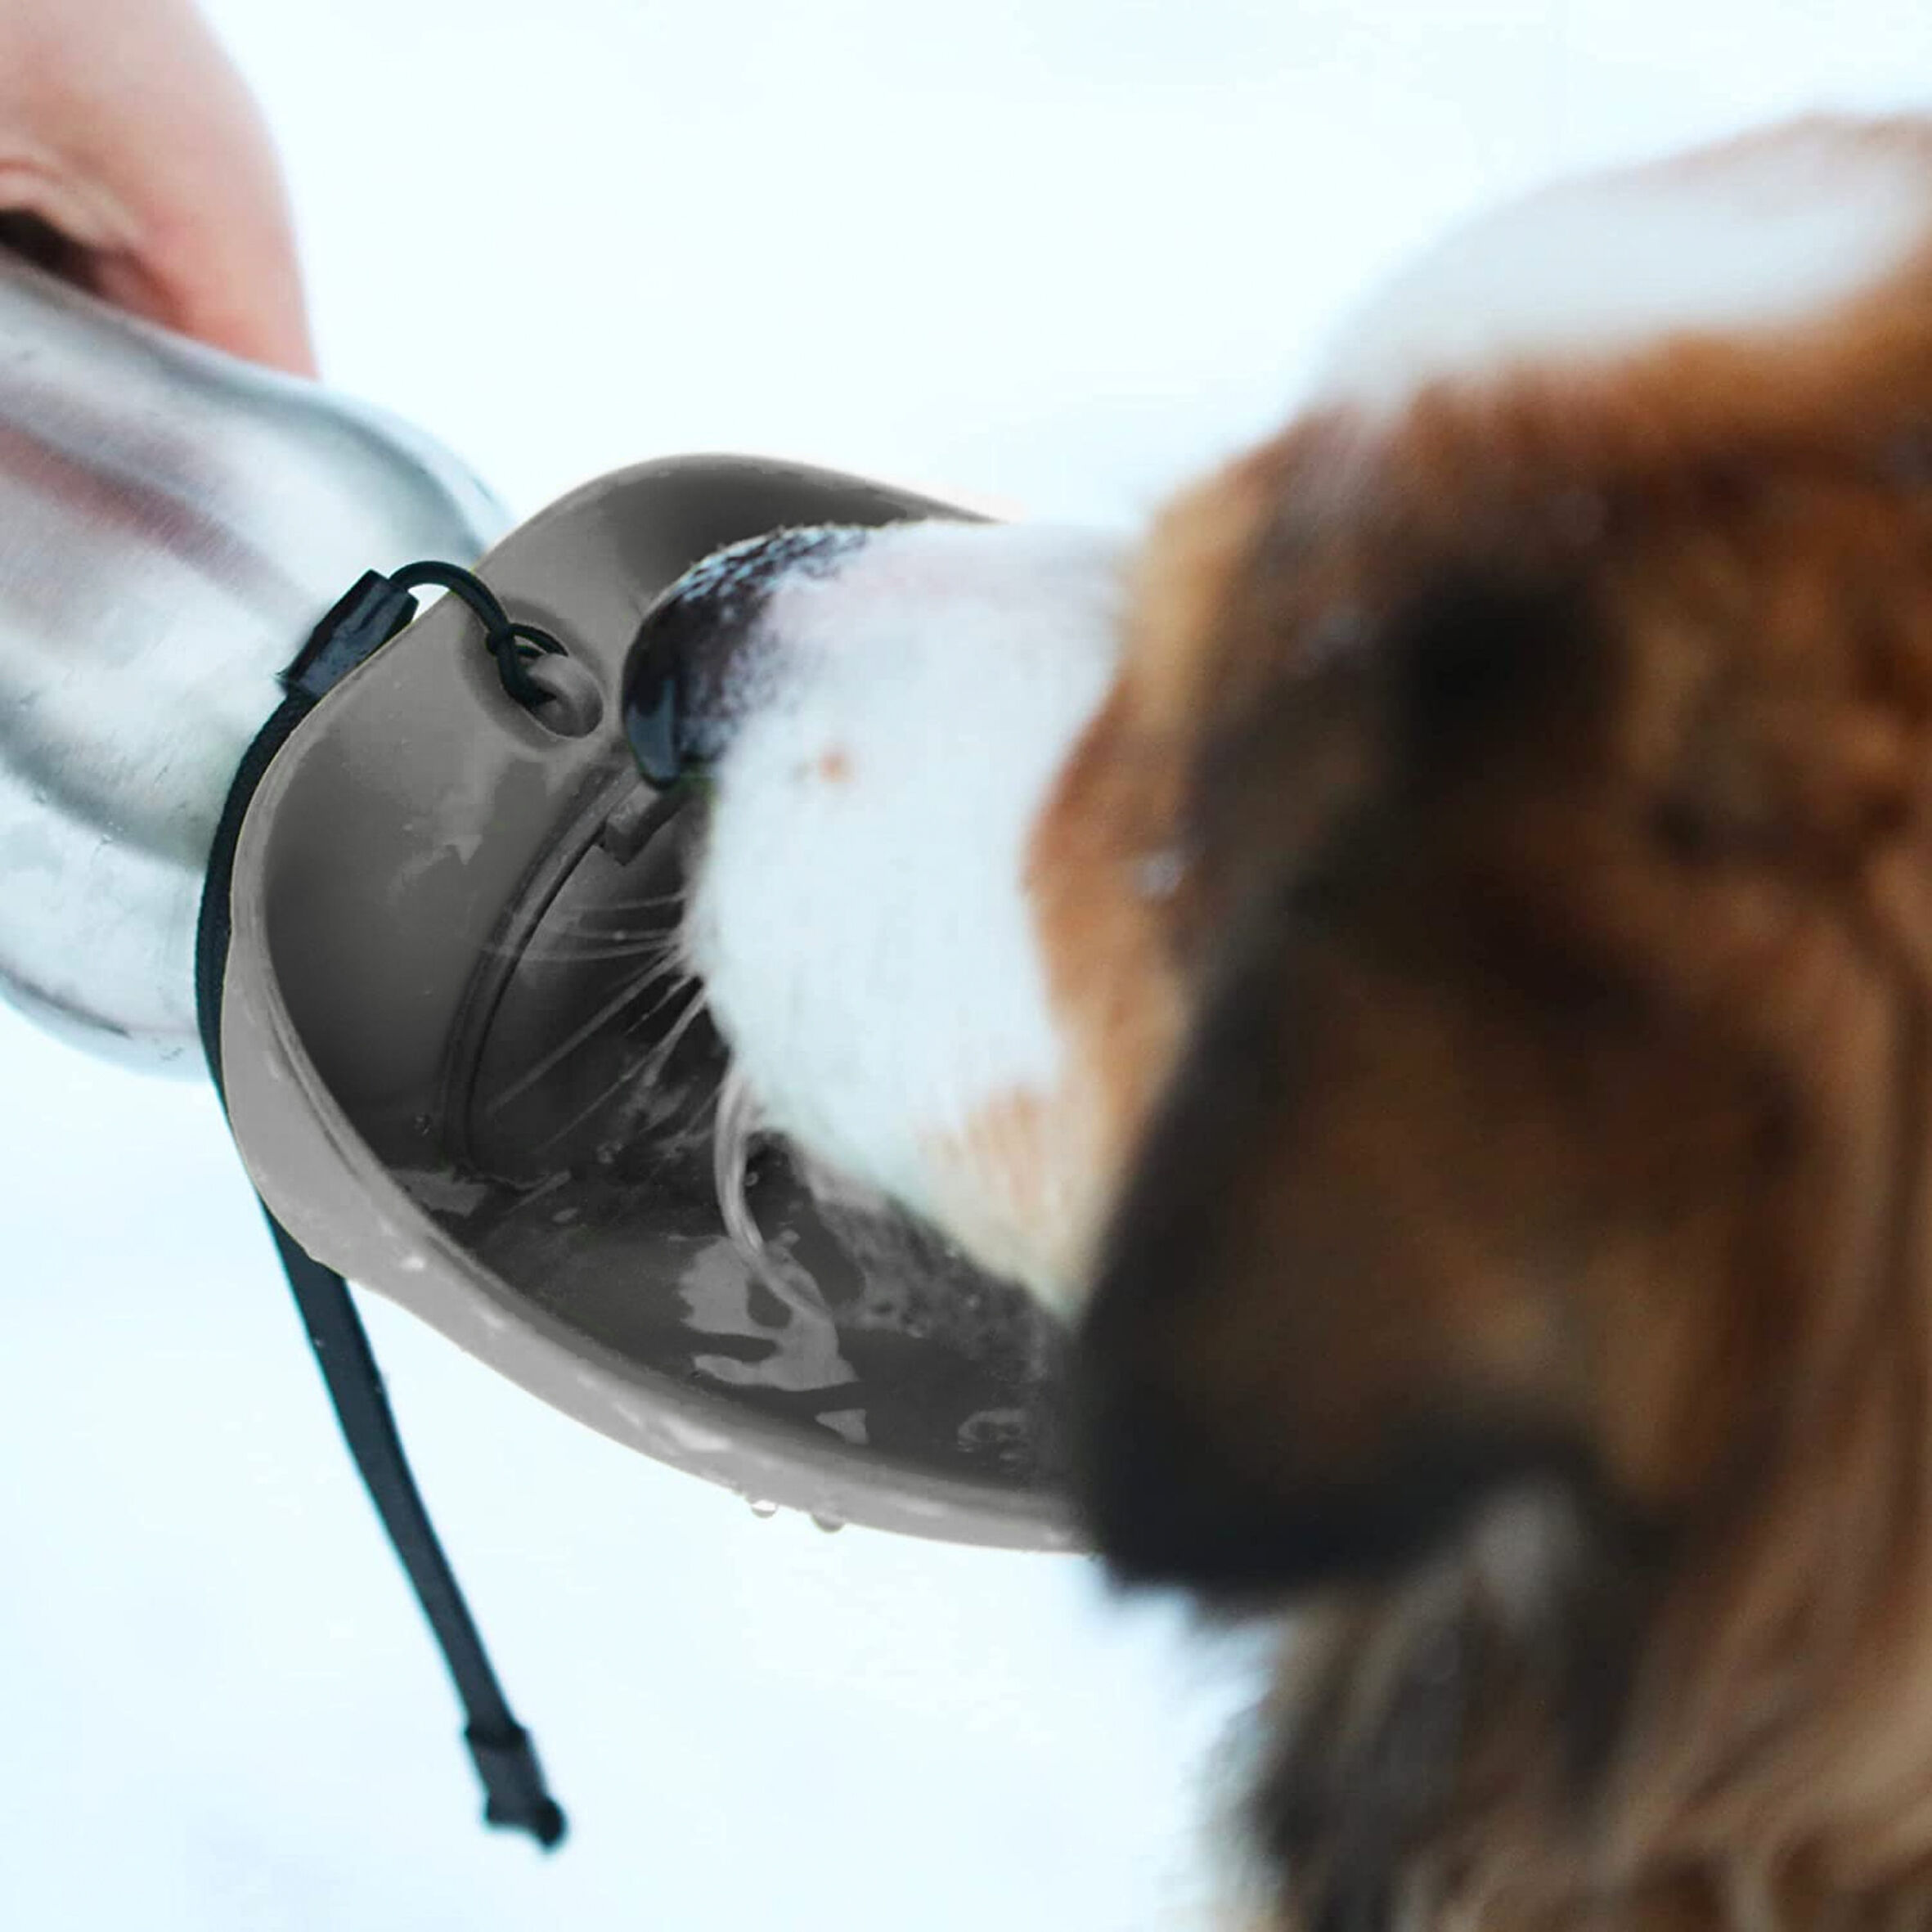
[629,978,710,1081]
[479,912,688,963]
[485,935,683,966]
[518,981,710,1157]
[579,888,690,916]
[711,1062,833,1323]
[481,953,694,1117]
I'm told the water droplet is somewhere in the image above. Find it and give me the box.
[810,1513,845,1535]
[411,1112,434,1137]
[747,1498,779,1520]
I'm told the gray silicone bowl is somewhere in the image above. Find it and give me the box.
[215,454,1075,1551]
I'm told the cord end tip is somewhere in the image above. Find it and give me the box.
[467,1723,568,1852]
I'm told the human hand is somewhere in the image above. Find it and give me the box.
[0,0,314,375]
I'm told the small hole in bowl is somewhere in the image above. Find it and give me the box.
[522,652,604,739]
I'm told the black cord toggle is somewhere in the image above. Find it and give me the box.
[283,572,421,703]
[387,559,570,710]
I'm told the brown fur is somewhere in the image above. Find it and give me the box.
[1034,116,1932,1932]
[916,1083,1101,1292]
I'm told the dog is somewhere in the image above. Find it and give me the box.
[636,114,1932,1932]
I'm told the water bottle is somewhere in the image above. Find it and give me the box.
[0,250,506,1074]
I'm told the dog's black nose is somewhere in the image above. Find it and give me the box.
[620,603,694,788]
[622,525,868,787]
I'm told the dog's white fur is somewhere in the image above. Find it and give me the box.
[1310,121,1929,412]
[682,519,1126,1307]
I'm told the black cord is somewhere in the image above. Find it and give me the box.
[387,559,568,708]
[195,566,569,1851]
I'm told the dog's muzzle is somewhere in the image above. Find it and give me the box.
[614,512,1134,1310]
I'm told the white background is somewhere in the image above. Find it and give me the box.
[3,3,1929,1928]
